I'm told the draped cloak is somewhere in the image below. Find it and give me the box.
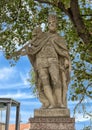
[27,32,71,105]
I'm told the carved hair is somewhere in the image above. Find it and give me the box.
[48,14,57,23]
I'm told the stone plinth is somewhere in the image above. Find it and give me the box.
[29,117,75,130]
[29,108,75,130]
[34,108,70,117]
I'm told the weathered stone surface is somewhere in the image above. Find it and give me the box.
[34,108,70,117]
[29,108,75,130]
[29,117,75,123]
[13,14,71,109]
[29,117,75,130]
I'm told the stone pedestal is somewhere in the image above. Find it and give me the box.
[34,108,70,117]
[29,108,75,130]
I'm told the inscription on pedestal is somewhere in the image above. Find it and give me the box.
[34,108,70,117]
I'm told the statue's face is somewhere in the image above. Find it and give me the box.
[48,20,57,32]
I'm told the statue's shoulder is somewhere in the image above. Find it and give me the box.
[41,32,50,39]
[56,34,65,39]
[44,32,50,36]
[37,31,46,39]
[55,34,66,42]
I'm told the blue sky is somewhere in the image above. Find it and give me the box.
[0,51,92,130]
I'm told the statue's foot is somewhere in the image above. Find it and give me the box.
[48,105,56,109]
[40,105,48,109]
[56,103,65,108]
[60,104,66,108]
[40,103,50,109]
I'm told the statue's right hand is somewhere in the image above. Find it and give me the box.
[64,59,69,68]
[20,50,26,55]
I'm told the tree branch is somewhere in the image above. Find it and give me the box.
[74,83,92,113]
[69,0,91,44]
[81,14,92,16]
[34,0,53,5]
[85,83,92,98]
[74,95,85,113]
[57,0,92,48]
[56,1,77,27]
[34,0,92,50]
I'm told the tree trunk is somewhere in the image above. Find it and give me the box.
[34,0,92,49]
[69,0,91,44]
[58,0,92,45]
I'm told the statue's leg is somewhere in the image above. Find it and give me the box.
[38,68,55,108]
[49,63,64,107]
[62,71,67,107]
[39,90,50,108]
[36,77,49,108]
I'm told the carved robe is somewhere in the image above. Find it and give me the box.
[27,32,71,107]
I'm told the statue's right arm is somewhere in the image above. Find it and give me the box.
[6,44,29,59]
[6,39,34,59]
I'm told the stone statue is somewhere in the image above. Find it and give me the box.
[7,14,71,109]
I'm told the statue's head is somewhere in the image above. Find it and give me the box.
[48,14,57,33]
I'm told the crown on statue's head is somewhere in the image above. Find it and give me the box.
[48,12,57,22]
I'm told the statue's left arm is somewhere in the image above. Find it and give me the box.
[53,35,71,71]
[53,36,69,59]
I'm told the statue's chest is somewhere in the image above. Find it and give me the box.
[39,41,57,58]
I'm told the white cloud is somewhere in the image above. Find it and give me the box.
[75,113,91,122]
[20,72,30,86]
[87,0,92,4]
[68,99,92,106]
[0,67,16,80]
[0,82,30,89]
[0,52,3,57]
[22,101,41,106]
[41,23,45,31]
[20,111,34,122]
[68,100,79,105]
[0,92,35,99]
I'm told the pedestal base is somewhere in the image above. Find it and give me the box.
[29,117,75,130]
[29,109,75,130]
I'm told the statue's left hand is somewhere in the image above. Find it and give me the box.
[65,59,69,68]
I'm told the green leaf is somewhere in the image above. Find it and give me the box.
[61,0,71,9]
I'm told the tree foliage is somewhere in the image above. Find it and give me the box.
[82,126,91,130]
[0,0,92,113]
